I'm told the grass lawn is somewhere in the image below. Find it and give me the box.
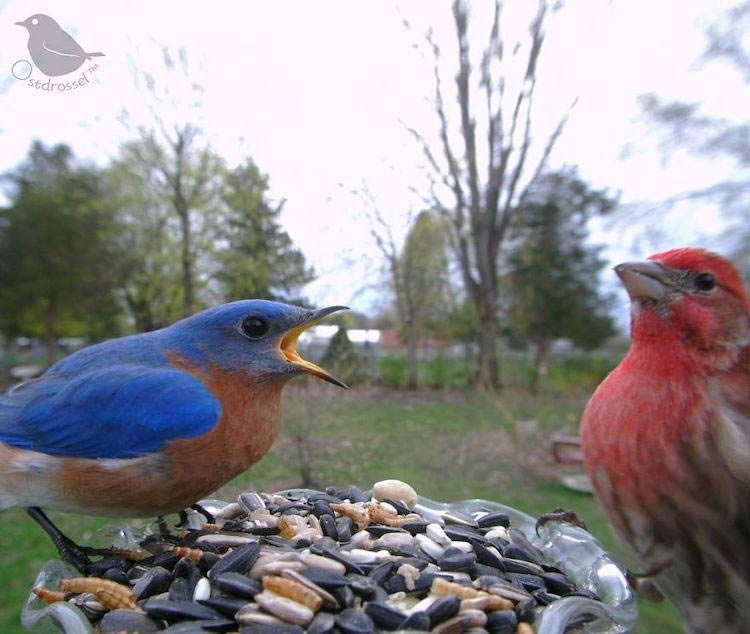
[0,383,681,633]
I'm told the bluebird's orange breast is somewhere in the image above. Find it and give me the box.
[56,360,287,517]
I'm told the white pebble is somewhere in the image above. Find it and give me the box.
[372,479,418,509]
[192,577,210,601]
[415,533,445,559]
[426,523,451,545]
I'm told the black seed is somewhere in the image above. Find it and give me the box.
[515,596,537,623]
[382,498,411,515]
[133,566,173,600]
[477,511,511,529]
[367,561,394,585]
[442,510,478,527]
[542,572,574,595]
[471,563,503,578]
[99,608,162,633]
[400,521,428,535]
[503,544,541,565]
[347,574,379,599]
[331,584,356,609]
[208,542,260,580]
[89,556,131,577]
[505,572,545,592]
[308,492,342,505]
[425,595,461,627]
[198,552,221,575]
[311,500,334,518]
[302,567,349,590]
[240,625,306,634]
[531,589,560,605]
[400,611,431,631]
[238,491,266,514]
[391,556,429,571]
[215,572,262,599]
[472,542,505,570]
[383,574,407,593]
[102,568,130,585]
[437,549,476,572]
[346,486,371,504]
[308,611,336,634]
[164,619,237,632]
[335,607,375,634]
[502,558,543,575]
[143,598,222,621]
[173,557,198,578]
[365,525,406,537]
[443,525,486,543]
[198,596,248,617]
[391,544,427,560]
[310,540,364,575]
[335,517,354,542]
[168,577,192,601]
[319,514,339,540]
[364,601,406,630]
[485,609,518,634]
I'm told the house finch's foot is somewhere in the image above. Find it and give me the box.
[535,508,588,535]
[626,568,665,602]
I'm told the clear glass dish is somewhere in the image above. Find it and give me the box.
[22,494,637,633]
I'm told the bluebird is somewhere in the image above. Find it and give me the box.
[15,14,105,77]
[0,300,347,572]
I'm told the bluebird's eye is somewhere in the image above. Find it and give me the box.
[694,272,716,292]
[240,316,269,339]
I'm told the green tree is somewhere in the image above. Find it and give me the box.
[506,169,617,393]
[0,142,123,362]
[213,159,314,303]
[319,327,367,386]
[396,211,451,388]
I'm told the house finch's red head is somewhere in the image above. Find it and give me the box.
[580,248,750,632]
[615,248,750,367]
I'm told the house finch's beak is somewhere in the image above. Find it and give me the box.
[614,260,671,301]
[279,305,349,388]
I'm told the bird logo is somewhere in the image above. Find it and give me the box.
[14,14,104,78]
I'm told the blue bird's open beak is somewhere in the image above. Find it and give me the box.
[279,305,349,388]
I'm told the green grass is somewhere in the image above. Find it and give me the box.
[0,383,680,633]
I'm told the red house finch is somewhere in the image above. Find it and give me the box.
[580,248,750,632]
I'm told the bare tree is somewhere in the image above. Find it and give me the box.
[405,0,575,390]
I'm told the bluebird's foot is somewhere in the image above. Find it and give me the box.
[190,503,215,524]
[535,508,588,536]
[26,507,94,575]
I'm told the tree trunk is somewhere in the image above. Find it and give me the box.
[475,290,501,391]
[178,207,193,317]
[406,316,418,389]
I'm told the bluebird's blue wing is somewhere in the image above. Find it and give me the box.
[0,365,221,459]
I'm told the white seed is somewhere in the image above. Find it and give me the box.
[484,526,508,540]
[192,577,210,601]
[374,532,415,551]
[299,552,347,575]
[426,523,451,546]
[262,560,307,575]
[372,479,418,509]
[448,540,474,553]
[415,533,445,559]
[396,563,420,591]
[255,590,314,626]
[347,548,391,564]
[379,502,398,515]
[350,530,373,546]
[236,604,285,626]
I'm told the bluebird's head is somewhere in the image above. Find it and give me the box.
[164,300,349,387]
[15,14,60,33]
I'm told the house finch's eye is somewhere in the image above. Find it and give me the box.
[240,316,269,339]
[694,273,716,292]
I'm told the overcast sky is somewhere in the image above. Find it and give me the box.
[0,0,744,315]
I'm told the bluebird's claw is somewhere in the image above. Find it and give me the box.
[535,508,588,536]
[26,507,94,574]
